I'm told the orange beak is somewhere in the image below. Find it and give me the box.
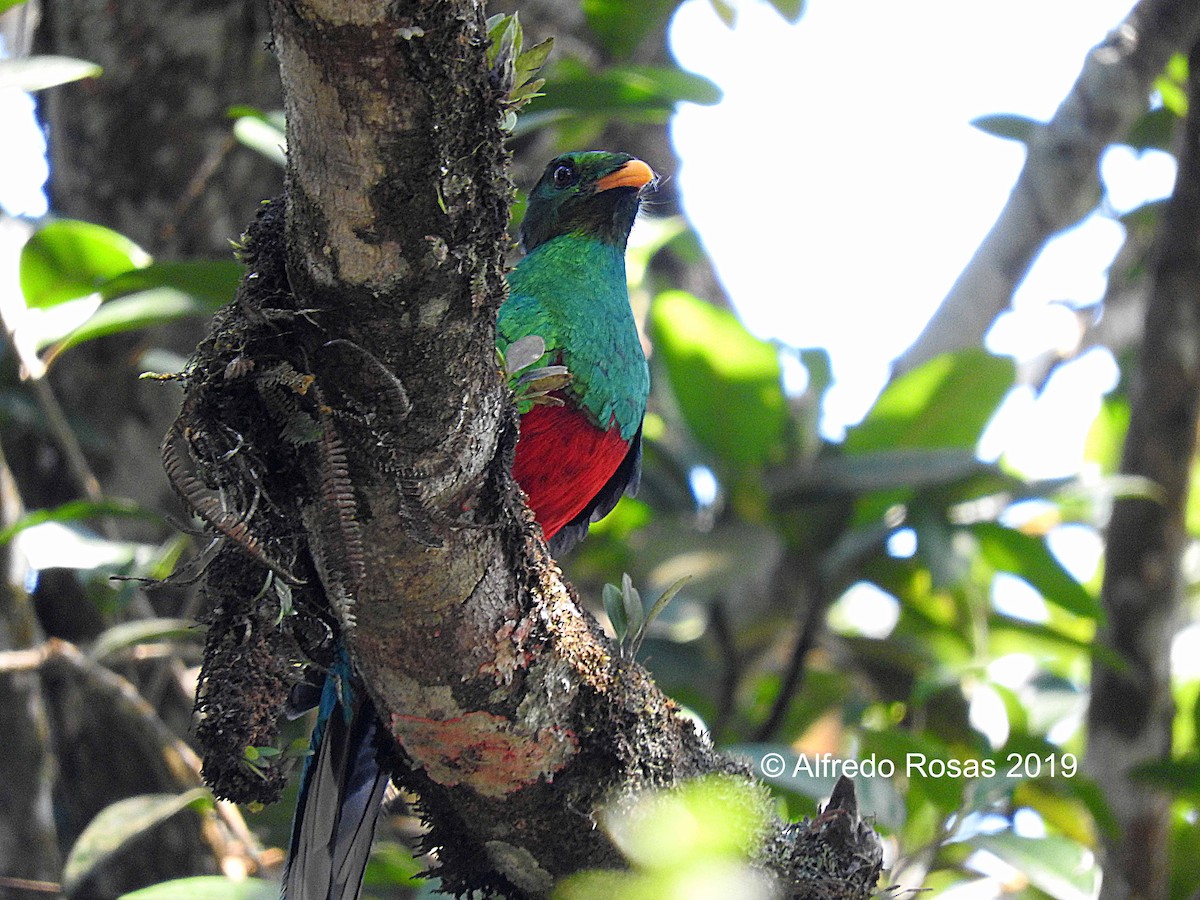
[594,158,656,193]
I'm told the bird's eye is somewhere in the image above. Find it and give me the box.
[551,163,576,189]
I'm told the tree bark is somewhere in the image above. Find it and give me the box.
[172,0,882,895]
[1086,36,1200,900]
[28,0,284,527]
[894,0,1200,376]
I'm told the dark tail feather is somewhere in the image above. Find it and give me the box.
[282,668,389,900]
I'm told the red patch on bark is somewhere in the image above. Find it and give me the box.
[393,711,577,797]
[512,402,629,539]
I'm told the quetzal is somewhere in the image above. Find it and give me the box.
[281,151,654,899]
[500,150,653,553]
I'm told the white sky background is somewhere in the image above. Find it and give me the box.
[668,0,1177,472]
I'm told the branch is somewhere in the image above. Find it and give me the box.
[894,0,1200,375]
[171,0,883,895]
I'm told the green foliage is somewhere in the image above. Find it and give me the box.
[0,497,156,545]
[0,54,101,90]
[63,790,213,895]
[487,13,554,131]
[228,106,287,166]
[20,219,149,309]
[843,349,1015,453]
[1155,52,1189,117]
[556,777,775,900]
[119,877,278,899]
[582,0,678,59]
[16,220,240,363]
[650,289,787,470]
[602,572,688,659]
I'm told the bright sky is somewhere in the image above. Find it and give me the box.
[668,0,1176,472]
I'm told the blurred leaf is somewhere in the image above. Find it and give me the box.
[603,776,771,869]
[970,113,1041,144]
[100,259,243,304]
[859,729,966,811]
[0,497,157,546]
[1130,756,1200,802]
[843,349,1015,455]
[1083,395,1129,474]
[1125,106,1178,153]
[0,55,101,91]
[1170,805,1200,900]
[1156,63,1189,118]
[64,790,212,895]
[363,841,428,889]
[778,448,987,498]
[232,115,287,166]
[45,288,222,357]
[968,832,1100,900]
[0,0,30,13]
[766,0,805,23]
[119,877,277,899]
[20,220,148,309]
[90,618,202,664]
[533,59,721,116]
[582,0,677,58]
[972,522,1100,619]
[1012,779,1096,847]
[651,290,787,468]
[708,0,736,27]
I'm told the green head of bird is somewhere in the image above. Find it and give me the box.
[520,151,657,253]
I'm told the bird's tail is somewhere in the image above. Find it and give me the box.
[281,654,390,900]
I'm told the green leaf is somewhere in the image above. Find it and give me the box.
[766,0,805,23]
[1130,755,1200,801]
[46,288,223,355]
[0,0,31,14]
[968,832,1100,900]
[64,790,212,895]
[20,220,149,309]
[621,573,644,641]
[972,522,1100,619]
[1156,73,1189,117]
[582,0,677,59]
[1125,106,1178,153]
[119,877,278,900]
[100,260,243,304]
[603,581,628,642]
[970,113,1041,144]
[650,290,787,468]
[0,55,101,91]
[0,497,158,546]
[533,60,722,116]
[89,618,201,664]
[843,349,1015,454]
[232,115,287,166]
[708,0,736,27]
[515,39,554,84]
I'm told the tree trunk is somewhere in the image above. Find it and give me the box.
[1087,35,1200,900]
[28,0,283,524]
